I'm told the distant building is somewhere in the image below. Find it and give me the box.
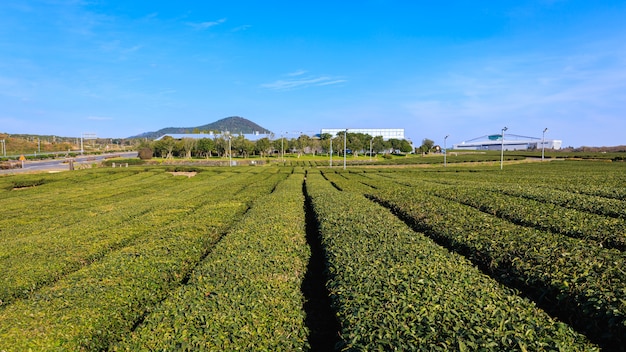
[453,134,562,151]
[320,128,405,140]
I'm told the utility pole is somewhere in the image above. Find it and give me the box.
[330,137,333,168]
[500,127,508,170]
[444,135,449,167]
[343,129,348,170]
[228,135,232,167]
[281,132,285,162]
[542,128,548,161]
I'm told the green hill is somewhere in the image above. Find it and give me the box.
[130,116,272,139]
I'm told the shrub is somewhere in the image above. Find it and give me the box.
[138,148,153,160]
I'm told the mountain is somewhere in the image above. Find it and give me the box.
[130,116,272,139]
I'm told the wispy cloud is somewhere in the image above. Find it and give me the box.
[187,18,226,30]
[404,45,626,145]
[287,70,307,76]
[262,72,346,90]
[232,24,251,32]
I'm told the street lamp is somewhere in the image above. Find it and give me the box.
[329,136,333,168]
[369,137,373,162]
[500,127,508,170]
[227,134,232,167]
[343,129,348,170]
[542,128,548,161]
[444,135,449,167]
[281,132,285,162]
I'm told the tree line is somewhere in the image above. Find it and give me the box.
[139,132,414,159]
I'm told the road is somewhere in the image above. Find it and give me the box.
[0,152,138,175]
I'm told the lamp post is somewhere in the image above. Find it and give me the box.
[369,137,373,162]
[329,136,333,168]
[343,129,347,170]
[444,135,449,167]
[500,127,508,170]
[542,128,548,161]
[228,135,232,167]
[1,139,5,157]
[281,133,284,162]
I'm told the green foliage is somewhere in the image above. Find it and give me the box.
[6,177,47,190]
[306,171,597,350]
[1,161,624,350]
[163,166,203,173]
[137,147,153,160]
[333,167,626,349]
[418,181,626,250]
[419,138,435,153]
[0,168,288,349]
[115,173,309,350]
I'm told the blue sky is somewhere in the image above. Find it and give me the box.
[1,1,625,147]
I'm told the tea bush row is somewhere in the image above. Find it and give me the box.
[305,171,596,350]
[0,171,241,305]
[115,173,310,351]
[356,175,626,349]
[0,170,286,350]
[375,175,626,251]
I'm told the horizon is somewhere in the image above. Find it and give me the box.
[2,115,626,149]
[1,1,625,148]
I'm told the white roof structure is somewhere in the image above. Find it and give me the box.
[453,134,562,151]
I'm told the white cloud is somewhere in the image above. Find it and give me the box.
[287,70,307,76]
[232,24,252,32]
[317,79,348,87]
[262,73,346,90]
[188,18,227,30]
[403,45,626,146]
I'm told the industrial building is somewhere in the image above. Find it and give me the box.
[320,128,405,140]
[453,134,562,151]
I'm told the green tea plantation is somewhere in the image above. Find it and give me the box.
[1,161,624,351]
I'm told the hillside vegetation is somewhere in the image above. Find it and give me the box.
[130,116,272,139]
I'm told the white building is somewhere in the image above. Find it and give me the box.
[453,134,562,151]
[320,128,405,140]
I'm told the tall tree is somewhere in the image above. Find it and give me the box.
[255,137,271,157]
[400,139,414,153]
[319,133,332,155]
[214,136,228,157]
[287,138,298,155]
[154,136,176,159]
[420,138,435,154]
[196,138,215,158]
[296,134,311,156]
[182,138,196,159]
[372,136,387,154]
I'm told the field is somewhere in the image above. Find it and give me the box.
[0,161,624,350]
